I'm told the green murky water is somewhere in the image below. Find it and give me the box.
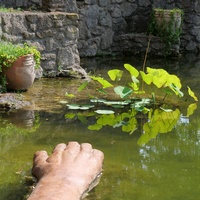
[1,56,200,200]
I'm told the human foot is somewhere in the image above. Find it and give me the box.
[28,142,104,200]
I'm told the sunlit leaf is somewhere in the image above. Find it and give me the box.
[108,69,123,81]
[187,103,197,117]
[95,110,115,114]
[187,86,198,101]
[166,75,182,89]
[124,64,139,77]
[90,76,113,88]
[152,76,167,88]
[140,71,152,85]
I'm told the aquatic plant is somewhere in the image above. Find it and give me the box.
[65,64,198,145]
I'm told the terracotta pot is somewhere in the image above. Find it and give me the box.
[3,54,35,90]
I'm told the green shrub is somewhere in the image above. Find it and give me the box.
[0,41,41,72]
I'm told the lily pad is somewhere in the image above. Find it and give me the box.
[95,110,115,114]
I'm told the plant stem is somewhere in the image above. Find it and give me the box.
[142,36,151,91]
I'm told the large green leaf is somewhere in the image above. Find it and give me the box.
[124,64,139,77]
[90,76,113,89]
[166,74,182,89]
[140,71,152,85]
[108,69,123,81]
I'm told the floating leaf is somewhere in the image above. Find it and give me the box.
[59,100,68,104]
[103,100,130,106]
[108,69,123,81]
[67,104,94,110]
[124,64,139,77]
[79,105,95,110]
[95,110,115,114]
[187,86,198,101]
[67,104,80,110]
[90,99,107,103]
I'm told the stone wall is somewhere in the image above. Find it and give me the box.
[1,0,200,58]
[0,11,87,78]
[0,0,42,10]
[77,0,200,57]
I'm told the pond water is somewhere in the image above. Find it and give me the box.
[1,55,200,200]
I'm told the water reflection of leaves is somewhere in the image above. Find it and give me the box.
[137,108,180,146]
[65,104,198,145]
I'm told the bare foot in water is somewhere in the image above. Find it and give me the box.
[28,142,104,200]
